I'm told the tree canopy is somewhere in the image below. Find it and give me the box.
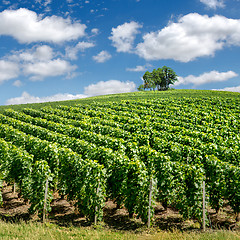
[141,66,178,91]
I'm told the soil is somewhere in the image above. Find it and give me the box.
[0,184,239,231]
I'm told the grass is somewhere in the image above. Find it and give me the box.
[0,221,133,240]
[0,221,239,240]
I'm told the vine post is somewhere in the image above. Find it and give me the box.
[43,178,49,223]
[13,181,16,194]
[148,177,153,228]
[94,180,100,225]
[202,180,206,231]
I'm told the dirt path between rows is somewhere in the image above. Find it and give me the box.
[0,184,239,231]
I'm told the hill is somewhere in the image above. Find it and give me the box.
[1,89,240,111]
[0,89,240,234]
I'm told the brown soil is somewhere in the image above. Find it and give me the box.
[0,184,239,231]
[0,185,30,222]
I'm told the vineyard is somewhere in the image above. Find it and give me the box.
[0,90,240,228]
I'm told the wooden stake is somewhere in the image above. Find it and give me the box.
[43,178,49,223]
[148,178,153,229]
[203,180,206,231]
[13,181,16,194]
[94,181,100,225]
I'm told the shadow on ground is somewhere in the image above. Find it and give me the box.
[0,185,239,231]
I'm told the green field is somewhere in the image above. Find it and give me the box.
[1,89,240,112]
[0,89,240,239]
[1,221,240,240]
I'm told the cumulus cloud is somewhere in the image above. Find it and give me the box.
[0,60,19,84]
[126,64,151,72]
[136,13,240,62]
[5,45,77,81]
[200,0,225,9]
[65,41,95,60]
[23,59,77,81]
[6,91,87,105]
[13,80,23,87]
[175,70,238,86]
[6,80,136,105]
[91,28,99,35]
[93,50,111,63]
[213,85,240,92]
[0,8,86,43]
[109,21,142,53]
[9,45,54,62]
[84,80,136,96]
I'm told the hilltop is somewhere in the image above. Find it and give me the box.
[1,89,240,111]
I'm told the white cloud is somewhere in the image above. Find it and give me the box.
[200,0,225,9]
[91,28,99,35]
[0,60,19,84]
[0,8,86,43]
[213,85,240,92]
[9,45,54,62]
[33,45,54,60]
[35,0,51,5]
[65,41,95,60]
[109,21,142,53]
[35,0,52,7]
[2,0,10,5]
[13,80,23,87]
[6,80,137,105]
[23,59,77,81]
[75,42,95,51]
[126,64,151,72]
[84,80,136,96]
[175,70,238,86]
[5,45,77,81]
[6,91,87,105]
[136,13,240,62]
[43,0,52,6]
[93,50,111,63]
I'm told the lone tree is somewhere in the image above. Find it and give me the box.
[141,66,178,91]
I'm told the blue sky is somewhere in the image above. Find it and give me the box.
[0,0,240,105]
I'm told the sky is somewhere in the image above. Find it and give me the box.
[0,0,240,105]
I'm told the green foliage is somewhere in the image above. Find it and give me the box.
[29,160,53,217]
[224,164,240,216]
[58,147,106,222]
[143,71,156,90]
[0,139,33,201]
[137,84,145,91]
[0,90,240,225]
[176,164,204,220]
[204,155,225,212]
[141,66,178,91]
